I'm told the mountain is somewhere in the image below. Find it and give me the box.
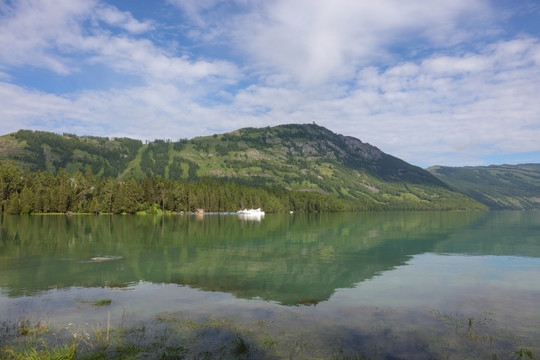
[428,164,540,210]
[0,129,142,177]
[0,124,484,211]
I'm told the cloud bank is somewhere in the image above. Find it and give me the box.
[0,0,539,166]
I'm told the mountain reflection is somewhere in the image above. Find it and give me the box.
[1,211,538,304]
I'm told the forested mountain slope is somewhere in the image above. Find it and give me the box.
[428,164,540,210]
[0,124,484,211]
[0,129,142,177]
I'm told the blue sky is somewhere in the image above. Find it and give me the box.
[1,0,540,168]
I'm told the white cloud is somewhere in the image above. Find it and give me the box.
[1,0,539,167]
[336,39,540,165]
[166,0,225,26]
[422,55,490,75]
[0,82,79,131]
[82,35,239,84]
[2,35,539,167]
[0,0,238,85]
[94,3,153,34]
[212,37,540,166]
[0,80,238,141]
[226,0,492,85]
[0,0,94,74]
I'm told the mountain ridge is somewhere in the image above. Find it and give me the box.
[427,163,540,210]
[0,124,520,211]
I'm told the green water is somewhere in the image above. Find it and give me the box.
[1,211,539,358]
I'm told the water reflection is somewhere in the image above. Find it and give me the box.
[0,211,539,305]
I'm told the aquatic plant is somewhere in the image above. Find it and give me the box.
[513,347,537,360]
[91,299,112,307]
[1,312,538,360]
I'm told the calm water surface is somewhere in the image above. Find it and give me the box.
[1,211,539,358]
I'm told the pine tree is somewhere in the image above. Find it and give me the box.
[123,178,142,213]
[0,162,22,213]
[6,191,21,214]
[19,186,34,214]
[54,169,72,213]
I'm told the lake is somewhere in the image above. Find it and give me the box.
[1,211,539,359]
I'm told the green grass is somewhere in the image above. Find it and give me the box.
[119,146,146,181]
[78,299,112,307]
[1,311,538,360]
[92,299,112,307]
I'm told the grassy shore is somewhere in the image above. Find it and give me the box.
[1,312,537,360]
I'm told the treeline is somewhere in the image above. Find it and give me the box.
[0,162,364,214]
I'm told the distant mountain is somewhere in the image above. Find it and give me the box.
[428,164,540,210]
[0,124,485,210]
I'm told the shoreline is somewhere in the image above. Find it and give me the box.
[2,310,537,360]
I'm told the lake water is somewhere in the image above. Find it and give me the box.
[1,211,539,359]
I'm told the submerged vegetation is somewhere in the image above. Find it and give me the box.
[81,299,112,307]
[1,311,537,360]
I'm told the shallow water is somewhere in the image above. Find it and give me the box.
[1,211,539,358]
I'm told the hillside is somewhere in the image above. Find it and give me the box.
[0,129,142,177]
[0,124,484,211]
[428,164,540,210]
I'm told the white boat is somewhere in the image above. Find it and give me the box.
[237,208,265,221]
[89,256,123,262]
[237,208,265,215]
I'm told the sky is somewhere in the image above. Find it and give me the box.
[1,0,540,168]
